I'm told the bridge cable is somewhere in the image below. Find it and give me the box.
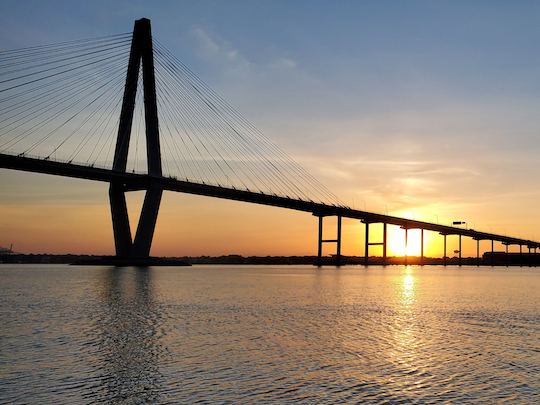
[154,40,341,204]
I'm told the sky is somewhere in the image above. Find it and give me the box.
[1,0,540,257]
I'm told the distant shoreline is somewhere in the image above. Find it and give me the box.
[1,253,539,266]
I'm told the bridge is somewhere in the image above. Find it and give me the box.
[1,18,538,265]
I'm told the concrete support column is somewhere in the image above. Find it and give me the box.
[491,240,494,266]
[336,215,342,266]
[404,228,408,265]
[443,234,447,266]
[315,215,342,266]
[459,235,462,266]
[364,222,370,266]
[383,223,387,265]
[476,239,480,266]
[317,216,323,266]
[420,229,424,265]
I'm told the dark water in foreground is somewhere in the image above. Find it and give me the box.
[0,265,539,403]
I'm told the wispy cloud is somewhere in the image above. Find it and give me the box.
[190,27,250,69]
[189,26,298,75]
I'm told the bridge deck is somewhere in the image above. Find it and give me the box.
[1,152,538,249]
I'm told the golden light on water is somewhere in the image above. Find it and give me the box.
[401,269,416,305]
[387,267,418,375]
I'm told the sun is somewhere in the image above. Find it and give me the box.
[388,228,422,256]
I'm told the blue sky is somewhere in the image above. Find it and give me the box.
[1,1,540,254]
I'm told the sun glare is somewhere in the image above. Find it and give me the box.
[388,228,423,256]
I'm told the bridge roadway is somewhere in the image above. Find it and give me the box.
[1,152,539,249]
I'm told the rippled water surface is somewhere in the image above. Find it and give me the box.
[1,265,539,403]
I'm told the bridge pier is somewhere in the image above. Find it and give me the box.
[364,222,369,265]
[363,221,387,265]
[443,233,447,266]
[337,215,342,262]
[402,226,424,265]
[459,234,462,266]
[404,227,408,265]
[476,239,480,266]
[317,216,323,265]
[383,223,388,264]
[420,229,424,265]
[315,214,342,266]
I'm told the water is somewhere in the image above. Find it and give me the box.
[0,265,539,403]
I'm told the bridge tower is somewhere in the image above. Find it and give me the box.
[110,18,162,258]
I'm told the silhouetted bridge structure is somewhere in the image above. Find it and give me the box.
[1,19,538,265]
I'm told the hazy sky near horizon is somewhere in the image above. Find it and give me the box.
[1,0,540,256]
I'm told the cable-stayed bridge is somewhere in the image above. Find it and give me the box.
[0,18,538,265]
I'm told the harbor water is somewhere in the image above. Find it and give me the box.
[1,265,539,403]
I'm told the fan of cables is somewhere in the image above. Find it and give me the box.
[0,32,342,206]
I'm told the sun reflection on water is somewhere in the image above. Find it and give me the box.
[387,267,422,379]
[401,269,416,306]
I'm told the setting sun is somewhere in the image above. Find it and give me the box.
[388,228,423,256]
